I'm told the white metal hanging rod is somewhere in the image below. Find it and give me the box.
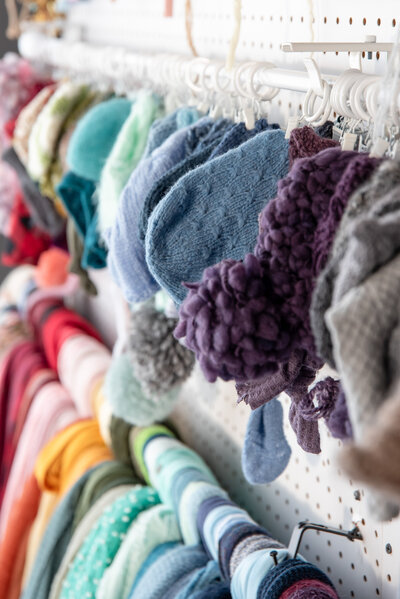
[281,41,392,53]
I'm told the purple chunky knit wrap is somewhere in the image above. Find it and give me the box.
[176,148,379,384]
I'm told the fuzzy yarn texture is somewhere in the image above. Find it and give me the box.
[66,96,132,182]
[311,158,397,366]
[128,301,194,395]
[98,91,162,235]
[147,128,289,305]
[289,125,338,166]
[104,353,179,425]
[242,398,291,484]
[176,149,377,383]
[106,117,221,303]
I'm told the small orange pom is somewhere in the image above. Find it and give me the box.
[35,248,70,288]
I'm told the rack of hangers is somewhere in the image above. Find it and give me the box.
[18,29,397,131]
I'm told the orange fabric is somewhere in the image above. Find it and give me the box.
[0,474,41,599]
[35,248,70,288]
[35,419,112,496]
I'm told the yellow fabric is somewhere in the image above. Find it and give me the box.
[91,380,113,449]
[21,491,58,588]
[34,419,112,497]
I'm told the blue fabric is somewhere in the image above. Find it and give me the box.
[67,97,132,182]
[128,541,180,597]
[256,558,337,599]
[191,581,232,598]
[171,467,213,513]
[218,522,274,581]
[145,128,289,304]
[107,117,231,304]
[129,544,207,599]
[202,505,253,560]
[142,107,200,159]
[57,171,107,269]
[242,397,291,484]
[175,560,223,599]
[231,549,289,599]
[139,118,276,243]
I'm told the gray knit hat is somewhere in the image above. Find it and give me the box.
[311,160,400,366]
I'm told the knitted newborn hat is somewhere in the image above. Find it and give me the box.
[104,353,180,426]
[311,158,398,367]
[128,300,194,395]
[176,148,378,383]
[58,97,132,270]
[242,397,291,484]
[289,125,338,166]
[146,128,289,305]
[142,106,200,159]
[66,97,132,182]
[98,91,162,236]
[107,117,232,304]
[28,82,91,185]
[13,84,56,167]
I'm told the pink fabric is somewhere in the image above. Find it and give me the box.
[0,381,77,539]
[280,579,339,599]
[57,334,112,416]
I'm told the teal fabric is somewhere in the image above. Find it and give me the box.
[57,171,106,269]
[59,486,160,599]
[97,504,182,599]
[67,97,132,182]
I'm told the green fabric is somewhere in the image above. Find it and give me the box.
[98,91,164,234]
[28,82,91,184]
[130,425,176,484]
[60,486,160,599]
[72,461,137,530]
[151,447,219,506]
[97,504,182,599]
[41,89,105,200]
[110,416,132,466]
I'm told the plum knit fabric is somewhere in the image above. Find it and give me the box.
[176,148,379,383]
[147,128,289,305]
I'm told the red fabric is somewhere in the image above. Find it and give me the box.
[41,308,103,372]
[0,342,51,506]
[0,474,41,599]
[4,117,17,141]
[1,192,51,267]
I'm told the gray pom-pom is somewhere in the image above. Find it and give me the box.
[129,303,195,395]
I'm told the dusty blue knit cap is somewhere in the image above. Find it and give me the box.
[67,97,132,182]
[142,107,200,159]
[107,117,231,304]
[146,128,289,304]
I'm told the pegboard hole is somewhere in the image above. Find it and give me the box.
[339,551,343,559]
[362,51,366,58]
[301,16,304,23]
[376,590,380,596]
[323,17,327,24]
[377,18,381,26]
[364,547,368,554]
[351,563,355,570]
[327,566,332,573]
[374,530,378,538]
[363,17,367,25]
[336,17,340,24]
[338,578,343,585]
[363,575,368,582]
[315,554,320,562]
[376,559,379,567]
[350,592,354,598]
[376,51,380,60]
[393,19,397,27]
[327,540,331,547]
[349,17,353,25]
[387,574,392,582]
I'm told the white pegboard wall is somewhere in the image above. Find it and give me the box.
[172,369,399,599]
[65,0,399,125]
[62,2,400,596]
